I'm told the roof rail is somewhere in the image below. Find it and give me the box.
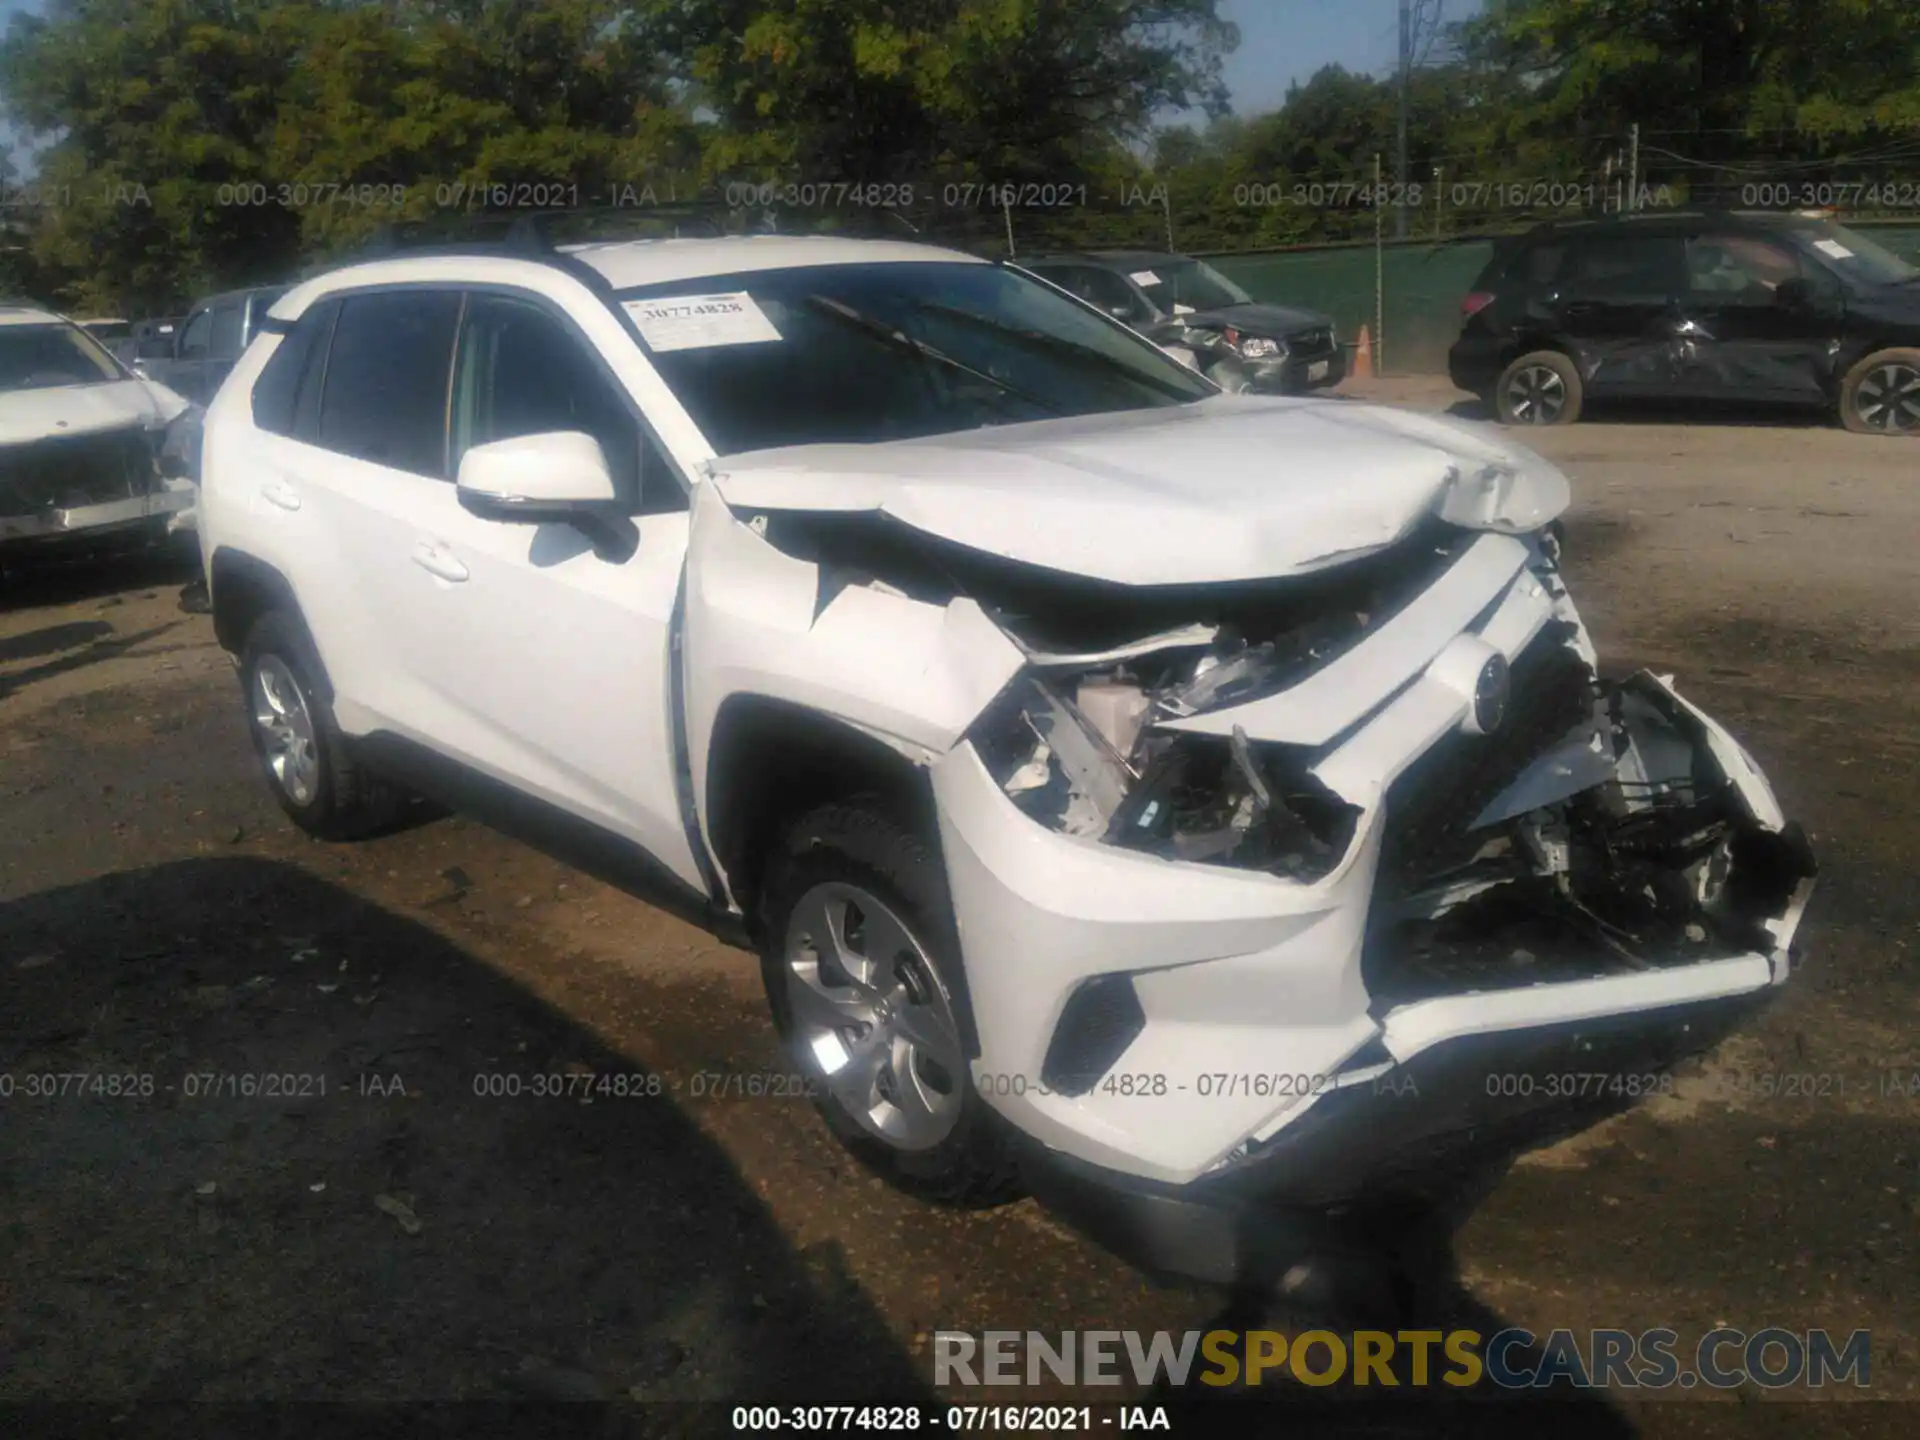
[302,200,933,284]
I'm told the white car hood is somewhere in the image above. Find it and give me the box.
[0,378,191,447]
[707,396,1570,586]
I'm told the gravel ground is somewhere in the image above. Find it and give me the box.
[2,388,1916,1437]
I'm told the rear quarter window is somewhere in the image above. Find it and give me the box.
[1480,236,1565,290]
[251,301,337,438]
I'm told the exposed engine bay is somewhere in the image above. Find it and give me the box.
[739,504,1814,1004]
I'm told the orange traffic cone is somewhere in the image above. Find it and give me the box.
[1350,325,1373,379]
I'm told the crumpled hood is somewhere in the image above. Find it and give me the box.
[708,396,1570,585]
[0,379,191,447]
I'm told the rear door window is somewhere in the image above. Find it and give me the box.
[316,291,463,477]
[1566,234,1686,296]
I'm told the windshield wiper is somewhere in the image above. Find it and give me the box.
[915,302,1207,401]
[801,295,1062,417]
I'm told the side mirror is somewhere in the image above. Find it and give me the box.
[457,431,635,557]
[457,431,619,517]
[1107,304,1134,319]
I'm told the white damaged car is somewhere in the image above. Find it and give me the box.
[0,304,197,569]
[194,234,1816,1286]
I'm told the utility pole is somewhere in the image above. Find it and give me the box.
[1395,0,1411,241]
[1627,123,1640,213]
[1374,153,1385,375]
[1162,183,1175,252]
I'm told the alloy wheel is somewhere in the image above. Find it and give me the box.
[1854,362,1920,434]
[251,655,320,806]
[782,881,967,1151]
[1505,364,1567,424]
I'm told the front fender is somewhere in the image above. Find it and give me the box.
[682,482,1026,884]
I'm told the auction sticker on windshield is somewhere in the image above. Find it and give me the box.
[1129,270,1161,286]
[623,292,782,351]
[1812,239,1854,260]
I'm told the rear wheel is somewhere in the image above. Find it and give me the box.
[758,799,1020,1207]
[238,610,402,840]
[1495,349,1583,426]
[1839,348,1920,435]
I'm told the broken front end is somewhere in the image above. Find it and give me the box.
[685,451,1815,1284]
[0,424,193,550]
[920,516,1812,1272]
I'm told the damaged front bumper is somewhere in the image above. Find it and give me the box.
[0,487,194,544]
[930,534,1814,1273]
[0,424,191,547]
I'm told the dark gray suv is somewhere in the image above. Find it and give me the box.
[1448,210,1920,434]
[1020,250,1345,396]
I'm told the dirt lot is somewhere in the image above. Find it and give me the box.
[3,388,1917,1436]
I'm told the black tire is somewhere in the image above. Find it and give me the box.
[237,610,402,840]
[758,798,1021,1207]
[1838,346,1920,436]
[1494,349,1583,426]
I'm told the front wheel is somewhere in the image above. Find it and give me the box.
[238,610,402,840]
[758,799,1021,1207]
[1495,350,1583,426]
[1839,347,1920,435]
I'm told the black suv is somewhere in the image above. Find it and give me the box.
[1020,250,1345,395]
[1448,211,1920,434]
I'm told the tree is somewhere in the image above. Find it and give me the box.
[1458,0,1920,144]
[0,0,706,309]
[664,0,1235,183]
[0,0,1240,307]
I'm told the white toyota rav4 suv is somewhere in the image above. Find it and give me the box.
[197,230,1816,1287]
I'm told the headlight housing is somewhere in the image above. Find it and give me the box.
[1235,332,1283,360]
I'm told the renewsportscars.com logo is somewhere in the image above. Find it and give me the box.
[933,1327,1871,1391]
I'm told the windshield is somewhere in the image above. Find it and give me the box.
[1130,258,1252,313]
[616,261,1214,455]
[1789,220,1920,286]
[0,323,126,391]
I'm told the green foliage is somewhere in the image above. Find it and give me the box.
[2,0,1918,308]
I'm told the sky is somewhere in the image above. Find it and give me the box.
[1217,0,1453,118]
[1,0,1475,168]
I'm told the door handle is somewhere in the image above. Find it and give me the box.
[411,541,469,583]
[1561,300,1602,318]
[259,481,301,511]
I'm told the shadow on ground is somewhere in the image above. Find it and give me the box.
[0,857,930,1425]
[0,542,198,615]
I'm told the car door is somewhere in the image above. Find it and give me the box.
[241,287,468,746]
[1673,231,1841,401]
[394,289,706,889]
[1551,232,1687,394]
